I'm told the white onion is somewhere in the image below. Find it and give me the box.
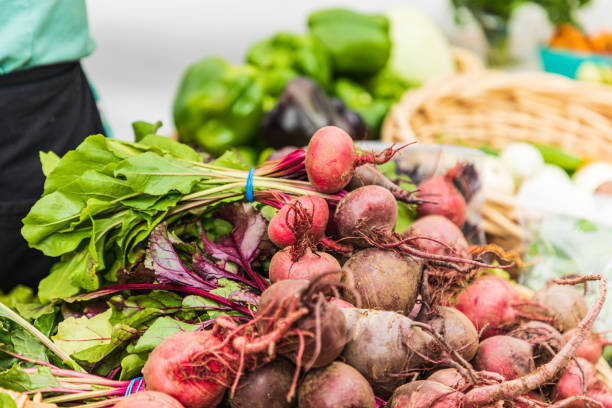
[500,142,545,185]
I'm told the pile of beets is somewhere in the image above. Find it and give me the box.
[117,127,611,408]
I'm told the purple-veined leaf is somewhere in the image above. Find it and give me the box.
[145,223,216,290]
[199,203,269,290]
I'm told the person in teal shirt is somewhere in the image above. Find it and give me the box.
[0,0,104,290]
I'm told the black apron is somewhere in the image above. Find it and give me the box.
[0,62,104,290]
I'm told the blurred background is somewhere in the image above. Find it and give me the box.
[82,0,612,141]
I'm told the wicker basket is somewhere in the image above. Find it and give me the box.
[381,70,612,248]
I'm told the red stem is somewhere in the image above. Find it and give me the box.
[66,284,253,316]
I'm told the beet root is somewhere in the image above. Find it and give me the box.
[462,275,607,407]
[554,358,600,404]
[114,391,185,408]
[453,275,521,338]
[424,306,479,362]
[532,284,587,332]
[341,308,434,398]
[427,368,469,390]
[142,331,228,408]
[268,247,341,284]
[230,359,295,408]
[305,126,405,193]
[473,335,535,380]
[510,321,565,365]
[346,163,420,204]
[387,380,464,408]
[297,361,376,408]
[407,215,469,258]
[553,357,612,408]
[334,186,507,270]
[563,329,611,364]
[257,279,346,369]
[417,172,467,227]
[334,185,398,247]
[305,126,357,193]
[341,248,421,313]
[267,195,329,248]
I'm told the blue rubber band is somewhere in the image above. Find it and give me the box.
[125,377,143,397]
[245,168,255,202]
[134,378,144,393]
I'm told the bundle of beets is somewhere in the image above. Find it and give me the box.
[119,127,610,408]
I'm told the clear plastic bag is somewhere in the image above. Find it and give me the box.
[516,184,612,333]
[358,142,486,244]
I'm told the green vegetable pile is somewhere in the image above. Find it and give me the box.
[173,8,420,159]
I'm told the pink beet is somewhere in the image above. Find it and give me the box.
[453,275,521,338]
[563,328,612,364]
[407,215,469,258]
[305,126,404,193]
[417,172,466,227]
[114,391,185,408]
[473,335,535,380]
[267,195,329,248]
[268,247,341,284]
[143,331,228,408]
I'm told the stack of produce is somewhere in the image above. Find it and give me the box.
[0,125,610,407]
[172,7,457,160]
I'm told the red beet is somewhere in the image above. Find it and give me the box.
[268,247,340,284]
[142,331,228,408]
[563,329,612,364]
[407,215,469,258]
[453,275,521,337]
[417,173,466,227]
[327,297,355,309]
[509,321,565,365]
[473,335,535,380]
[256,279,346,369]
[305,126,357,193]
[427,368,468,390]
[297,362,376,408]
[387,380,464,408]
[341,248,421,313]
[554,358,602,407]
[114,391,185,408]
[333,186,500,270]
[267,195,329,248]
[341,308,434,397]
[334,185,398,247]
[424,306,480,362]
[305,126,404,193]
[532,284,588,332]
[230,359,295,408]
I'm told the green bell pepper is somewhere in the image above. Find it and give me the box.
[173,57,264,156]
[246,32,332,90]
[308,8,391,77]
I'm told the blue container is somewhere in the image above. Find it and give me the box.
[539,46,612,79]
